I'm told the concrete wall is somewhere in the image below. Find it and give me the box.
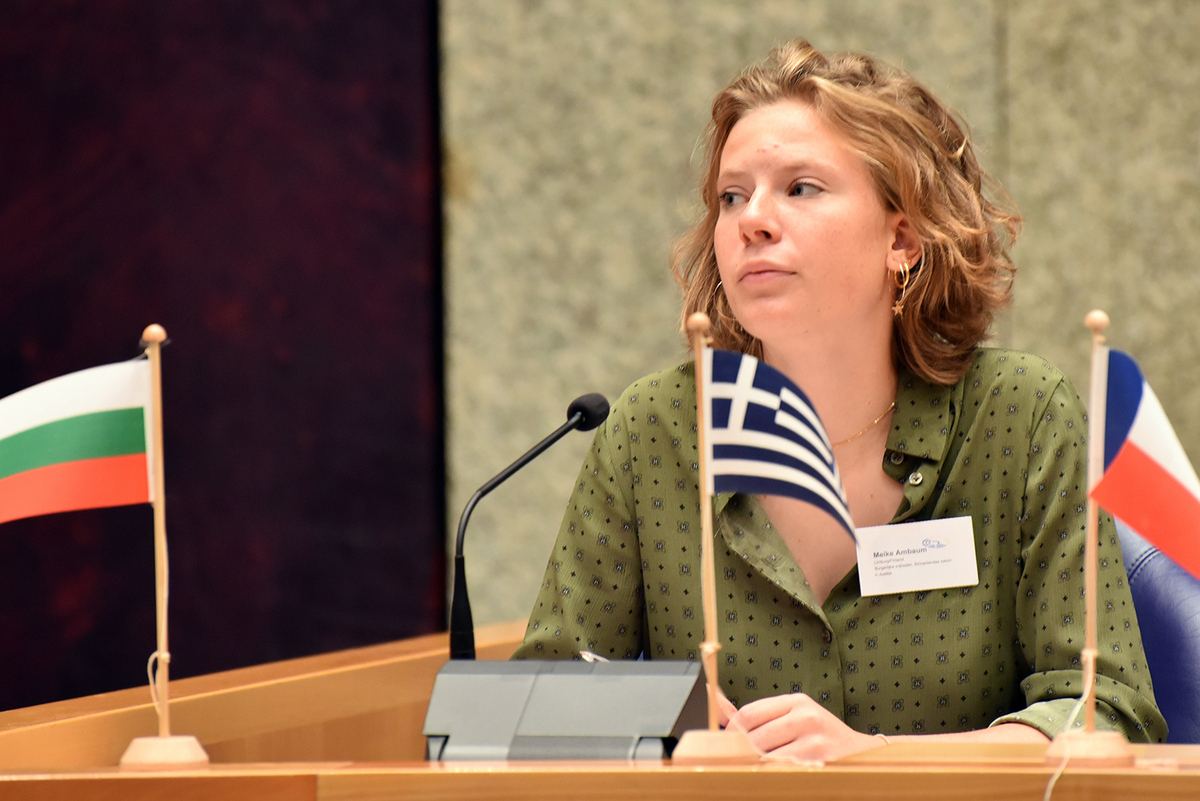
[442,0,1200,626]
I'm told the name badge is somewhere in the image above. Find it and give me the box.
[855,516,978,596]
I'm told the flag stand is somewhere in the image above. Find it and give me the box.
[1043,310,1135,768]
[119,325,209,770]
[672,313,760,765]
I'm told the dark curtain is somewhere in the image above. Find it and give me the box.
[0,0,444,709]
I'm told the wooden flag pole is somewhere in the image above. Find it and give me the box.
[1082,310,1108,737]
[688,313,722,733]
[1044,310,1134,767]
[146,323,171,738]
[119,325,209,770]
[671,313,759,765]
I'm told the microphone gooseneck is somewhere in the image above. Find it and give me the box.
[450,392,610,659]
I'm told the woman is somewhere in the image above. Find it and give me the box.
[512,39,1165,760]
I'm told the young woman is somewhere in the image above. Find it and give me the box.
[512,39,1166,760]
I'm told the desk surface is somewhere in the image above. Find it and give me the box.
[1,622,1196,800]
[3,744,1200,801]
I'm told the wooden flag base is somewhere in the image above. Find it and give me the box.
[671,728,760,765]
[1044,729,1135,768]
[119,735,210,770]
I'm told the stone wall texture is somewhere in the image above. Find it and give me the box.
[442,0,1200,625]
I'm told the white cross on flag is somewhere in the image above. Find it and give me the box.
[702,347,855,538]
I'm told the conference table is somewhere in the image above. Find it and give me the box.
[1,620,1198,800]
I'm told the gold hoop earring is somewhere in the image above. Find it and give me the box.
[892,261,911,318]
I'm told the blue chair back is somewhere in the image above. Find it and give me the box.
[1118,519,1200,743]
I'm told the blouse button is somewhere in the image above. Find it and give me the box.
[907,471,923,486]
[822,629,833,644]
[888,452,905,465]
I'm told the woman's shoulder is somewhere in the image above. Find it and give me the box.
[899,347,1079,414]
[610,362,697,407]
[961,347,1077,393]
[953,347,1087,428]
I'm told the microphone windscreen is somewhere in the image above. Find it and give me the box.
[568,393,610,431]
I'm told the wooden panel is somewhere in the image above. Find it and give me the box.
[2,745,1200,800]
[0,773,315,801]
[0,620,525,770]
[312,746,1200,801]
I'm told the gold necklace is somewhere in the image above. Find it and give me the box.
[831,401,895,448]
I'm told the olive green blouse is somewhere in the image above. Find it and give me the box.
[512,348,1166,742]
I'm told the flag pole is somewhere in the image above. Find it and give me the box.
[671,312,758,765]
[1044,310,1134,767]
[1082,310,1108,735]
[145,324,172,738]
[119,325,209,770]
[688,312,722,733]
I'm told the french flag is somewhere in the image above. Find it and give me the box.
[1090,349,1200,579]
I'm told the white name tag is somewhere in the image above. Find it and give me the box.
[855,516,979,596]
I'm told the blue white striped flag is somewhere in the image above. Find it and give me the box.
[702,347,855,538]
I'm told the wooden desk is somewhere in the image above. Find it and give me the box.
[0,619,526,769]
[2,744,1200,800]
[3,620,1200,799]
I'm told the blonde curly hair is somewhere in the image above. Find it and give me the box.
[672,39,1020,386]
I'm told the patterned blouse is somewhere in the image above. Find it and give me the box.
[512,348,1167,742]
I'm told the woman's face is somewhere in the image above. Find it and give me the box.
[713,100,907,353]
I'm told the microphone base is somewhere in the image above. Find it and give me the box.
[424,660,705,761]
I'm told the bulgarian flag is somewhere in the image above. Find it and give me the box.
[1090,348,1200,579]
[0,359,155,526]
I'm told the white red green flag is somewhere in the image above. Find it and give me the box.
[0,359,155,526]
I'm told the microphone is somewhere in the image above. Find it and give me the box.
[450,393,610,659]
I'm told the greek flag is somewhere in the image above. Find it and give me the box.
[702,347,855,538]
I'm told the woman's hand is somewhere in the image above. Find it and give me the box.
[722,692,885,761]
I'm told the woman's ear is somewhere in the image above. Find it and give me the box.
[886,214,922,273]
